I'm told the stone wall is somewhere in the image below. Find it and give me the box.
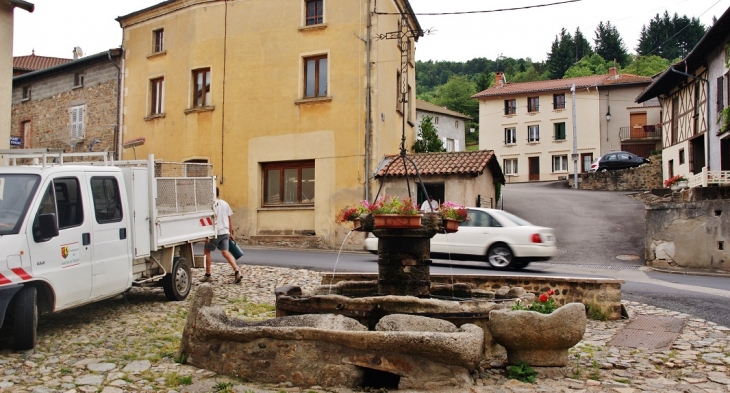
[644,190,730,272]
[568,154,662,191]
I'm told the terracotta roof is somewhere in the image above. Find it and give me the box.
[13,53,72,72]
[472,72,651,99]
[376,150,497,177]
[416,99,472,120]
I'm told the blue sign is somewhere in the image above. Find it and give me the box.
[9,137,22,146]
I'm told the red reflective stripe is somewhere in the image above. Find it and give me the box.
[11,268,31,281]
[0,273,11,285]
[206,217,213,226]
[200,218,205,226]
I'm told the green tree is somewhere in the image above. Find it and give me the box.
[547,28,576,79]
[412,116,445,153]
[637,11,705,60]
[622,55,672,76]
[573,27,594,62]
[475,71,493,92]
[563,54,610,78]
[594,21,629,67]
[431,75,478,119]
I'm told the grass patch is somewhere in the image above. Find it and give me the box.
[227,301,276,319]
[614,378,631,384]
[585,302,610,321]
[507,361,537,384]
[589,360,601,380]
[214,381,235,393]
[165,372,193,387]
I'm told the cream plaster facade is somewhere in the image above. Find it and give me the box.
[117,0,420,249]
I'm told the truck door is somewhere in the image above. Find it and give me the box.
[28,176,92,309]
[88,174,132,298]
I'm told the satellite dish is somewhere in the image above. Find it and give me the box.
[73,46,83,58]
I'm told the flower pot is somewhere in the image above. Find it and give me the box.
[677,180,689,189]
[352,218,362,231]
[670,184,679,191]
[443,218,461,233]
[372,214,423,229]
[488,302,587,367]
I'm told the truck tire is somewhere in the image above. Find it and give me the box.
[162,257,191,301]
[12,286,37,350]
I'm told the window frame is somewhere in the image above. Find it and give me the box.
[192,68,211,108]
[90,176,123,224]
[528,96,539,112]
[305,0,324,26]
[70,105,85,140]
[503,158,518,175]
[504,127,517,145]
[504,99,516,115]
[303,54,328,98]
[150,77,165,115]
[552,155,568,172]
[153,29,164,53]
[528,125,540,142]
[262,160,315,207]
[553,94,566,110]
[554,122,566,140]
[73,73,84,88]
[22,86,31,100]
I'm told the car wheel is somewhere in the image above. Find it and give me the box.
[162,257,192,301]
[12,286,37,350]
[486,243,514,269]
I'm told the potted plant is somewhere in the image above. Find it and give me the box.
[664,175,688,191]
[488,290,587,367]
[439,201,469,233]
[370,196,422,229]
[676,176,689,189]
[337,200,371,230]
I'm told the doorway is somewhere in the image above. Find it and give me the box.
[417,183,444,207]
[581,153,593,173]
[721,137,730,170]
[690,136,706,173]
[528,157,540,181]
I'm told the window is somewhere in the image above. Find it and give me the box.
[504,99,516,115]
[22,86,31,100]
[304,55,327,98]
[503,158,518,175]
[396,71,401,110]
[74,73,84,87]
[455,120,459,128]
[464,210,501,228]
[554,122,566,140]
[90,177,123,223]
[192,68,211,107]
[528,97,539,112]
[434,116,439,124]
[150,77,165,115]
[679,148,685,165]
[70,105,85,140]
[445,138,455,152]
[671,97,679,144]
[553,94,566,109]
[305,0,323,26]
[504,127,516,145]
[154,29,164,53]
[528,125,540,142]
[718,76,724,114]
[263,161,315,206]
[53,178,84,229]
[552,155,568,172]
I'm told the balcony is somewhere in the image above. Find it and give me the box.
[619,125,662,142]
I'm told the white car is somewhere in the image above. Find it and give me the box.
[364,208,556,270]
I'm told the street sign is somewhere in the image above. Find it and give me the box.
[571,153,579,161]
[9,137,22,146]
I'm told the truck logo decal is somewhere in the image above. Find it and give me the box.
[60,243,80,267]
[200,217,213,226]
[61,246,69,259]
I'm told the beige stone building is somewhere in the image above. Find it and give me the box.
[474,69,660,183]
[116,0,422,249]
[1,0,34,150]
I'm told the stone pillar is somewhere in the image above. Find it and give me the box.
[373,227,433,296]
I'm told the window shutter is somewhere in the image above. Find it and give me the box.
[455,140,460,152]
[78,106,85,138]
[70,108,76,138]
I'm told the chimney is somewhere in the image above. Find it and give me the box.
[495,72,505,87]
[73,48,78,60]
[608,67,618,78]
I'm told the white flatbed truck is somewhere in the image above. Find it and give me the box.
[0,149,217,350]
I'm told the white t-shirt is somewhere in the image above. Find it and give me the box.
[214,199,234,235]
[421,199,439,212]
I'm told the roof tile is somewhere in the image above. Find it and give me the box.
[472,72,651,99]
[376,150,495,177]
[13,54,72,72]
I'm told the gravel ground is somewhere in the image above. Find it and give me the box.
[0,263,728,393]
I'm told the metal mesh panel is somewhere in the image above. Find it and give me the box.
[156,178,215,216]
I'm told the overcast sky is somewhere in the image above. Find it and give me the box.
[11,0,730,63]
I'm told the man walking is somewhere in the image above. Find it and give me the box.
[201,187,242,283]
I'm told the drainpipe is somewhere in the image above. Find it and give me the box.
[220,0,229,184]
[669,67,710,171]
[364,0,372,200]
[108,48,123,160]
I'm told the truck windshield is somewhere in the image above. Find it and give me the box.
[0,174,41,235]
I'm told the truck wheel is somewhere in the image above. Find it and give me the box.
[162,257,191,301]
[12,286,37,350]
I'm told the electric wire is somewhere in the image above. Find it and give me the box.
[374,0,581,16]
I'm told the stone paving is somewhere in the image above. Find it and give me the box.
[0,263,727,393]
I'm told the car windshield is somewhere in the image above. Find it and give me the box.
[0,174,41,235]
[495,210,533,226]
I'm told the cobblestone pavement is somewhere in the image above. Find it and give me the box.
[0,263,727,393]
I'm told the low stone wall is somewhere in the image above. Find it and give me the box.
[644,196,730,272]
[321,273,624,320]
[568,154,662,191]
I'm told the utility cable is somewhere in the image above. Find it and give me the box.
[374,0,580,16]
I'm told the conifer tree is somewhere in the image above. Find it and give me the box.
[412,116,445,153]
[546,28,576,79]
[594,21,629,67]
[637,11,705,60]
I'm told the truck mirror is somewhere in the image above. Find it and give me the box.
[33,213,59,242]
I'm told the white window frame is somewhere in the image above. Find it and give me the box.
[150,77,165,115]
[552,155,568,172]
[528,125,540,143]
[503,158,518,175]
[505,127,517,145]
[70,105,85,140]
[445,138,455,152]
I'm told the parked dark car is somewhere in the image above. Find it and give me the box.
[589,151,650,172]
